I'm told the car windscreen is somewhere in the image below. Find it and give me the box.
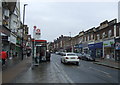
[67,54,76,56]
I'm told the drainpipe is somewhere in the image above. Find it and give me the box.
[103,43,105,59]
[114,25,117,61]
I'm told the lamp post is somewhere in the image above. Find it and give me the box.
[22,4,28,60]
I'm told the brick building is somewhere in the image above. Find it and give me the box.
[49,18,120,61]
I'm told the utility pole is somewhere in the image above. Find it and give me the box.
[69,32,71,37]
[22,4,28,60]
[69,32,73,52]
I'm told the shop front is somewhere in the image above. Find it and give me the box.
[88,44,96,58]
[2,33,10,51]
[103,39,115,60]
[88,42,103,58]
[73,44,83,53]
[9,33,17,58]
[78,44,83,53]
[115,38,120,61]
[65,46,72,52]
[82,42,88,54]
[16,37,22,58]
[1,26,11,56]
[94,42,103,58]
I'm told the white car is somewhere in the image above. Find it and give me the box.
[61,53,79,66]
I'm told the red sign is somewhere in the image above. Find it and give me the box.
[34,26,37,30]
[36,29,40,33]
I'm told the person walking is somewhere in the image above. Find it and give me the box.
[27,50,31,57]
[0,49,7,65]
[46,50,51,61]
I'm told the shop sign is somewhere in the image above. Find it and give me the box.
[88,44,95,49]
[78,44,82,48]
[94,42,103,49]
[8,34,16,44]
[115,42,120,50]
[33,28,41,40]
[2,36,8,41]
[82,43,88,48]
[103,39,114,47]
[1,33,8,41]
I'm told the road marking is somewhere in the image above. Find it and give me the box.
[106,74,112,78]
[54,62,75,84]
[52,62,60,73]
[89,67,109,75]
[89,67,112,78]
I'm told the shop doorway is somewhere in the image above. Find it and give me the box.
[104,47,115,60]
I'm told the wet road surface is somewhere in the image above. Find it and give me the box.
[11,54,120,83]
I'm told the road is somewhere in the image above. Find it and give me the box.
[11,54,120,83]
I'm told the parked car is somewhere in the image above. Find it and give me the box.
[76,53,83,59]
[55,52,61,55]
[81,53,95,61]
[61,53,79,66]
[55,52,59,55]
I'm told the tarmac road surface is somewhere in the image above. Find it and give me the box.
[7,54,120,84]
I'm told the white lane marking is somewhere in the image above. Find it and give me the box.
[106,74,112,78]
[89,67,109,75]
[55,62,75,84]
[89,67,112,78]
[53,63,61,73]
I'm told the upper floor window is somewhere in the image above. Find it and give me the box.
[97,34,100,40]
[88,35,89,41]
[91,34,93,40]
[102,32,106,39]
[79,37,83,43]
[108,30,112,38]
[84,36,86,42]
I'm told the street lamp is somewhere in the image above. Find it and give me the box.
[22,4,28,60]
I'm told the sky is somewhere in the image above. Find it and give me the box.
[20,0,119,42]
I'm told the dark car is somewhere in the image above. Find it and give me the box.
[81,53,95,61]
[76,53,83,59]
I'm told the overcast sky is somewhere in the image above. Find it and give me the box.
[20,0,119,42]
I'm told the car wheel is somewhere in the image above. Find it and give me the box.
[63,59,66,64]
[76,62,79,66]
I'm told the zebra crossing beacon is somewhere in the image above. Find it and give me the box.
[31,26,51,69]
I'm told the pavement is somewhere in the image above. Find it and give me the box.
[94,58,120,70]
[2,56,32,83]
[2,57,22,71]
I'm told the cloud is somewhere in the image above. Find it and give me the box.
[20,2,118,42]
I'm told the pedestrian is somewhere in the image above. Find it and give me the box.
[27,50,31,57]
[15,52,18,57]
[35,52,40,63]
[0,49,7,65]
[46,50,51,61]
